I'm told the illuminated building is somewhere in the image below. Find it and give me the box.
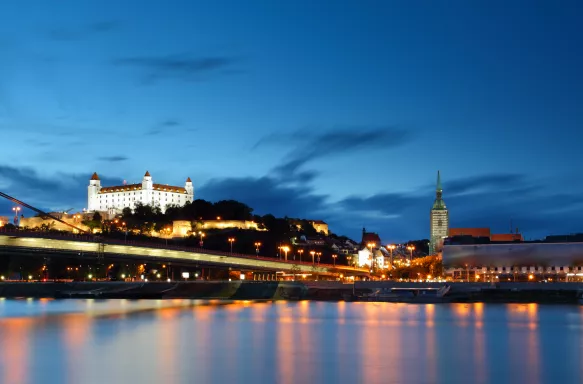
[429,171,449,254]
[88,171,194,214]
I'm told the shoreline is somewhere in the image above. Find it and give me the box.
[0,281,582,304]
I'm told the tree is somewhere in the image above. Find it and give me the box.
[92,212,102,222]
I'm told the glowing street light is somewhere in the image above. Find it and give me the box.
[310,250,316,265]
[387,244,396,270]
[298,249,304,262]
[254,242,262,258]
[407,245,415,262]
[316,252,322,265]
[228,237,235,254]
[199,231,205,247]
[332,254,337,267]
[281,246,290,262]
[12,206,21,226]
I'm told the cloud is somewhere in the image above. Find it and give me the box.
[112,54,239,83]
[0,165,122,213]
[337,173,583,241]
[47,21,119,41]
[98,156,128,162]
[256,126,411,178]
[445,173,532,196]
[147,119,182,135]
[198,175,328,219]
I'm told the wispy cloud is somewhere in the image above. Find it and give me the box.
[148,119,181,135]
[98,156,128,162]
[47,21,119,41]
[255,126,411,177]
[112,54,240,83]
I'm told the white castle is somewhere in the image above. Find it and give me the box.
[88,171,194,214]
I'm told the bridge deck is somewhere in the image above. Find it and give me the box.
[0,232,368,276]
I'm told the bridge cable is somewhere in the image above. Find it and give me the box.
[0,191,89,234]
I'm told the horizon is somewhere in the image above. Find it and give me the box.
[1,1,583,242]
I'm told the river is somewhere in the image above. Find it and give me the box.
[0,299,582,384]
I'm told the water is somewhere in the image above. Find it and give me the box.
[0,299,582,384]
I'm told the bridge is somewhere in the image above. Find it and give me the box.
[0,190,368,279]
[0,232,369,278]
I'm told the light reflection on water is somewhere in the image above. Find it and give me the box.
[0,300,582,384]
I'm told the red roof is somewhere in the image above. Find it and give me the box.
[491,233,523,242]
[91,172,100,181]
[449,228,491,238]
[144,171,151,177]
[186,177,192,182]
[362,233,382,246]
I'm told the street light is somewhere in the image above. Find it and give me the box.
[316,252,322,265]
[228,237,235,254]
[12,206,21,226]
[367,242,376,271]
[310,250,316,265]
[281,246,290,262]
[407,245,415,263]
[254,242,262,258]
[199,232,205,247]
[387,244,396,270]
[332,254,337,267]
[298,249,304,262]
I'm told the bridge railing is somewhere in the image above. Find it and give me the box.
[0,228,364,271]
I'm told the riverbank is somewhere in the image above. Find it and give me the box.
[0,281,582,303]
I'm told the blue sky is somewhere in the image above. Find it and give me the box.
[1,0,582,242]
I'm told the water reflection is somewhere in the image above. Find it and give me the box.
[0,300,582,384]
[0,318,33,384]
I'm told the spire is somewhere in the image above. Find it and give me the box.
[144,171,151,177]
[186,177,192,183]
[432,170,446,210]
[91,172,100,181]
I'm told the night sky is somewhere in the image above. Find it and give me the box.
[1,1,582,242]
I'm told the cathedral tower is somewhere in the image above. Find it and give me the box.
[429,171,449,254]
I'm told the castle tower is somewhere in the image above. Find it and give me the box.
[185,177,194,198]
[429,171,449,254]
[88,172,101,211]
[142,171,153,190]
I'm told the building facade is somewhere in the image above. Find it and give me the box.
[429,171,449,254]
[88,171,194,214]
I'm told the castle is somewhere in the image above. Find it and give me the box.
[88,171,194,214]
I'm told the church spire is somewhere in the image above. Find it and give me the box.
[432,170,446,210]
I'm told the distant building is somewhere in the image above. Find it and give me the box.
[429,171,449,254]
[448,227,524,243]
[172,219,266,237]
[443,242,583,280]
[88,171,194,214]
[310,220,329,235]
[361,228,382,247]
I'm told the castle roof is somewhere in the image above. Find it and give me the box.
[186,177,192,182]
[144,171,151,177]
[91,172,100,181]
[98,183,187,194]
